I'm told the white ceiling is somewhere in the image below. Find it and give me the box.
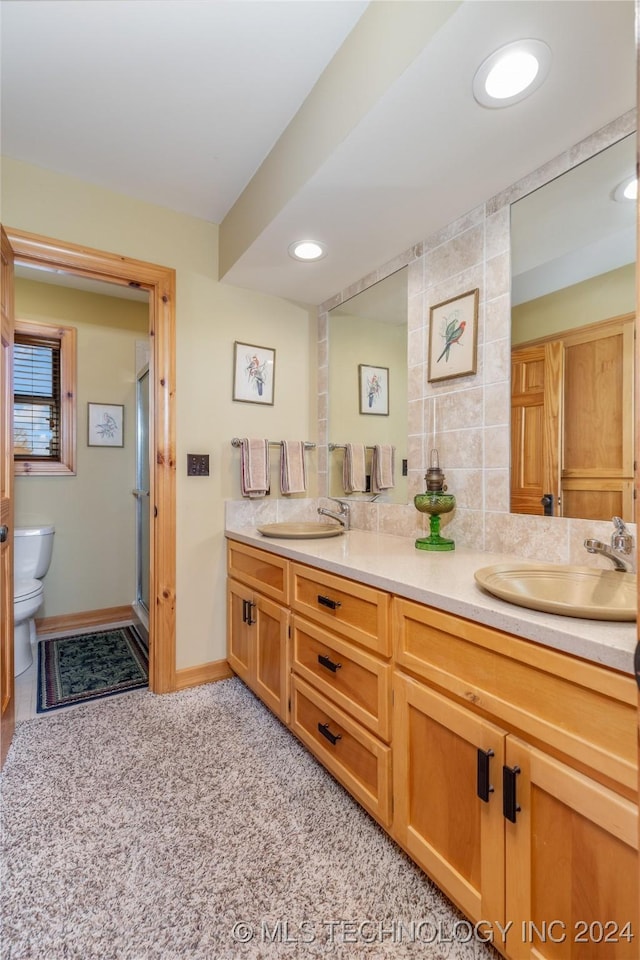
[1,0,636,307]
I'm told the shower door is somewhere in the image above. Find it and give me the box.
[135,364,150,613]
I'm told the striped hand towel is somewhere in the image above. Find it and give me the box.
[343,442,367,494]
[240,438,270,498]
[280,441,307,495]
[372,444,395,492]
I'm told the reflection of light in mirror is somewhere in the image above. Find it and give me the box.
[614,175,637,202]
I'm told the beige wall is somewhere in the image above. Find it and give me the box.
[328,313,407,502]
[2,157,317,668]
[512,263,635,345]
[14,278,148,617]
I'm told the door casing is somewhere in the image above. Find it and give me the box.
[5,227,176,695]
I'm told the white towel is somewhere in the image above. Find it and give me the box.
[372,444,395,492]
[280,441,307,495]
[343,442,367,494]
[240,438,270,498]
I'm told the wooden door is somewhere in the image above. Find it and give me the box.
[253,594,289,722]
[504,737,638,959]
[392,673,506,929]
[511,342,562,515]
[226,577,253,684]
[0,227,15,768]
[561,316,634,521]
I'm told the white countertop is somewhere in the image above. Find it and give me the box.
[226,526,638,676]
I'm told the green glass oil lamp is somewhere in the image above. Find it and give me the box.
[414,449,455,551]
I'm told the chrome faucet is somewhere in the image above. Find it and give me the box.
[584,516,634,572]
[317,498,350,531]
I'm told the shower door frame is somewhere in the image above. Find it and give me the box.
[135,363,150,615]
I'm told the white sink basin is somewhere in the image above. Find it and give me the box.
[257,521,344,540]
[474,562,637,621]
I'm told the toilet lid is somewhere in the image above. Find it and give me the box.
[14,578,43,602]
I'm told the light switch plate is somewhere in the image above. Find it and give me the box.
[187,454,209,476]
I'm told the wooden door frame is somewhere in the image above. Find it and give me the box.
[6,227,176,693]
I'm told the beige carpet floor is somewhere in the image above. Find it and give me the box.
[0,678,499,960]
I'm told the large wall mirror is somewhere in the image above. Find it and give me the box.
[510,132,636,522]
[328,268,408,504]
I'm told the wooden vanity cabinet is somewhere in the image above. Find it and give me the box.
[226,542,290,723]
[226,539,639,959]
[392,596,638,960]
[289,561,393,826]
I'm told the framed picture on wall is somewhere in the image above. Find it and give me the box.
[358,364,389,415]
[87,403,124,447]
[428,288,479,382]
[233,341,275,405]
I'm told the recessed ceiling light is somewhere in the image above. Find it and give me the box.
[473,39,551,109]
[614,175,638,202]
[288,240,327,262]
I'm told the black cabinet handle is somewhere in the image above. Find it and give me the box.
[477,748,495,803]
[242,599,249,624]
[503,764,521,822]
[246,601,256,626]
[318,653,342,673]
[317,594,342,611]
[318,722,342,746]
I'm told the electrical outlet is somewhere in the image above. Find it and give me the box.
[187,454,209,476]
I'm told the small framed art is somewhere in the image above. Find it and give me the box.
[87,403,124,447]
[358,364,389,416]
[428,288,479,382]
[233,341,275,405]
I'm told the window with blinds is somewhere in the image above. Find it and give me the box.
[14,333,62,460]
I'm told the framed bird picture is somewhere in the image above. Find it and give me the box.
[428,288,479,382]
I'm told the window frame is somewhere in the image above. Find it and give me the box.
[13,318,77,476]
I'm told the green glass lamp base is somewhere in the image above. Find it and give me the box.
[414,511,455,551]
[415,535,455,551]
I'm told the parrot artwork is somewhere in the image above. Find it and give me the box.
[436,312,466,364]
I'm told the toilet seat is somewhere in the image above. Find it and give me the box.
[14,578,43,603]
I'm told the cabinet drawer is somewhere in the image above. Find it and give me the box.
[292,616,392,741]
[291,675,392,827]
[227,540,289,604]
[393,596,637,794]
[290,562,390,656]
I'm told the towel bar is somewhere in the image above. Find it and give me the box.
[329,443,375,451]
[231,437,315,449]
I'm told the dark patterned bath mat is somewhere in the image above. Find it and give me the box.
[37,624,148,713]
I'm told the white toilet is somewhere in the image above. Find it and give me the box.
[14,525,55,677]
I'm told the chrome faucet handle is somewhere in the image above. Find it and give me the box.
[611,516,633,554]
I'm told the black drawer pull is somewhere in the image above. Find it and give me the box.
[318,722,342,746]
[318,653,342,673]
[477,748,495,803]
[317,594,342,610]
[503,764,521,823]
[242,599,249,624]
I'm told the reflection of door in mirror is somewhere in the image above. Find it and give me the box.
[510,133,636,521]
[328,268,408,505]
[511,313,634,520]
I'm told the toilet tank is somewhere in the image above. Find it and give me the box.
[14,526,55,580]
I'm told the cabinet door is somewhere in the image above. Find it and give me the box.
[393,673,506,927]
[253,594,290,723]
[504,737,638,959]
[227,577,253,682]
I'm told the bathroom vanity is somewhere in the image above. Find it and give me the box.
[226,527,638,960]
